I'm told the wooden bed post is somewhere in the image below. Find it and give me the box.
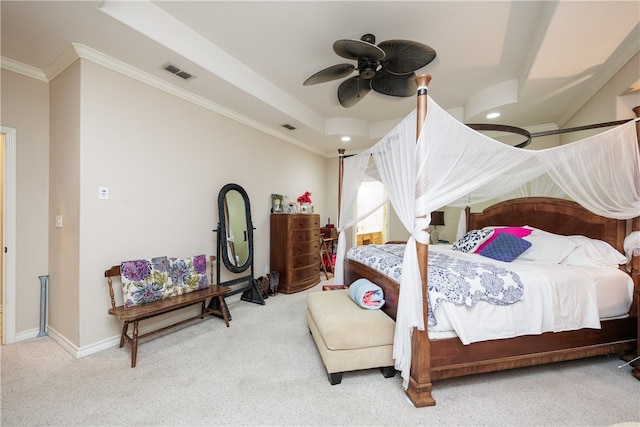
[632,105,640,380]
[406,73,436,407]
[338,148,345,227]
[631,106,640,306]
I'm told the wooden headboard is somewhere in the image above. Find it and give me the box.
[466,197,627,253]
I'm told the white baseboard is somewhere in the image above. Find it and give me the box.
[17,304,222,359]
[13,295,238,358]
[14,326,118,358]
[15,327,39,342]
[46,327,82,356]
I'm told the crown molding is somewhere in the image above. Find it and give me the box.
[2,43,325,157]
[44,44,80,81]
[526,123,559,134]
[0,56,47,82]
[73,43,326,156]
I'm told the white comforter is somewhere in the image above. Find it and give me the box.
[347,244,633,345]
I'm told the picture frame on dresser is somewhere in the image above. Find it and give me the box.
[271,193,284,213]
[286,202,298,214]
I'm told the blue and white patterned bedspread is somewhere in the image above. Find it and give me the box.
[347,244,524,326]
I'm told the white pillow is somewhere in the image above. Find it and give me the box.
[452,229,494,253]
[561,235,627,268]
[518,233,578,264]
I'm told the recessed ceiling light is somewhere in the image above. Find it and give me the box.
[341,136,351,142]
[486,112,500,119]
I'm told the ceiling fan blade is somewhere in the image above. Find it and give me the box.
[338,76,371,107]
[377,40,436,75]
[333,38,385,61]
[370,69,417,97]
[303,64,355,85]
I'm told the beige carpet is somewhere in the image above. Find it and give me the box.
[1,280,639,426]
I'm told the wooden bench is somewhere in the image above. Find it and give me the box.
[104,255,231,367]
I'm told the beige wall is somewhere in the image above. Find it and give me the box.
[437,54,640,240]
[2,58,328,351]
[0,69,49,336]
[49,60,82,345]
[74,60,327,347]
[562,51,640,142]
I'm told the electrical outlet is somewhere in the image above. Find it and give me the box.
[264,265,269,274]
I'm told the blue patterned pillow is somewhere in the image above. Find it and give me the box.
[452,229,494,253]
[478,232,532,262]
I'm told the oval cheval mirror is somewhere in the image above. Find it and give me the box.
[208,183,264,319]
[221,186,251,273]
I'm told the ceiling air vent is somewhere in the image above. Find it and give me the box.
[282,124,296,130]
[161,63,195,81]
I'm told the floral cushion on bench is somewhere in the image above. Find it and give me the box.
[165,255,210,298]
[120,254,209,308]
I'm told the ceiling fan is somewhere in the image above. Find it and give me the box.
[303,34,437,107]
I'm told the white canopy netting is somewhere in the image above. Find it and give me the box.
[333,95,640,389]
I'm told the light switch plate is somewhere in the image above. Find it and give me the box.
[99,187,109,200]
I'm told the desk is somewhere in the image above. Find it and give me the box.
[320,235,338,279]
[320,227,338,239]
[320,228,338,255]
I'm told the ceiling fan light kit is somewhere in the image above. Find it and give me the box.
[304,34,437,107]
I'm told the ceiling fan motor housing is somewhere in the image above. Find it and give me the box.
[358,58,379,79]
[360,33,376,44]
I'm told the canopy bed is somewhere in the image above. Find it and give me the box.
[333,74,640,407]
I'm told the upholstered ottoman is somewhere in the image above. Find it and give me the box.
[306,289,396,384]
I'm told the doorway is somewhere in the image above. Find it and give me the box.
[355,180,387,246]
[2,127,17,344]
[1,132,4,344]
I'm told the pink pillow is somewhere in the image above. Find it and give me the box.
[474,227,533,253]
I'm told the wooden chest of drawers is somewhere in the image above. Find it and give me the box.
[270,214,321,294]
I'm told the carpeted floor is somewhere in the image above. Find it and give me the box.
[1,280,639,426]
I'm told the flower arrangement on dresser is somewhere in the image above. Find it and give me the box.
[297,191,313,214]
